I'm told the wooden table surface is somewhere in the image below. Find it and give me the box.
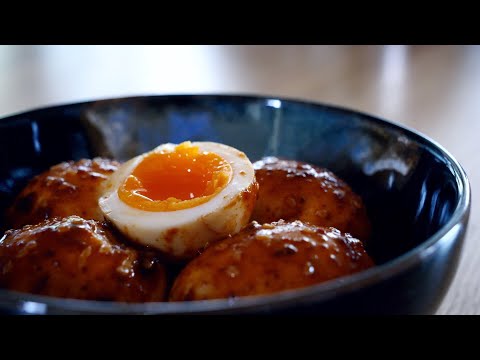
[0,45,477,314]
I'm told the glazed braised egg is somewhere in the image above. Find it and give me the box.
[99,141,258,261]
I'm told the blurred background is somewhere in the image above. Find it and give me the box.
[0,45,478,314]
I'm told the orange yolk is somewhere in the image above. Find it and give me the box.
[118,142,232,211]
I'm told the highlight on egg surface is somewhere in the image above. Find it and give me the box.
[169,220,374,302]
[99,141,259,260]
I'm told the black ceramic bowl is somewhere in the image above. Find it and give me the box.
[0,95,470,315]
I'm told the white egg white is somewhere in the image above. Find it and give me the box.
[98,142,258,260]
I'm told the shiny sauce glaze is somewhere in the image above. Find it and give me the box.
[6,158,120,229]
[251,157,371,242]
[1,154,376,303]
[0,216,167,302]
[169,220,374,301]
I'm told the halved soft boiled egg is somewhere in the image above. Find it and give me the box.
[99,141,259,261]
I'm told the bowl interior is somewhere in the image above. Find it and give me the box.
[0,95,465,313]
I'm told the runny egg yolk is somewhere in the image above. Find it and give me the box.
[118,142,232,211]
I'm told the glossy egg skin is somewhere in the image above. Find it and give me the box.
[0,216,168,302]
[6,158,120,229]
[251,157,371,242]
[169,220,374,301]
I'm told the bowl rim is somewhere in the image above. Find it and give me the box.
[0,93,471,314]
